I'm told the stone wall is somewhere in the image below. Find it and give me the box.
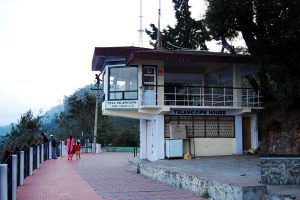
[130,159,267,200]
[261,157,300,185]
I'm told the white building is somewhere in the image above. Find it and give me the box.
[92,47,263,161]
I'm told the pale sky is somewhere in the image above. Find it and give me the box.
[0,0,211,126]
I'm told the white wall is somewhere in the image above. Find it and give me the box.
[251,113,259,150]
[193,138,236,156]
[139,120,147,159]
[154,115,165,160]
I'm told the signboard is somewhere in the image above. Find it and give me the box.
[169,109,235,116]
[157,69,164,76]
[106,100,138,109]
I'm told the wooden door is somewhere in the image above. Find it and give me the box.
[242,117,251,150]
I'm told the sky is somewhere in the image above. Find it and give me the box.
[0,0,211,126]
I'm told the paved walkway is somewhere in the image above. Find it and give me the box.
[17,155,102,200]
[17,153,201,200]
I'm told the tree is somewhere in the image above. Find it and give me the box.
[0,110,43,162]
[52,92,96,140]
[205,0,300,110]
[205,0,300,155]
[146,0,210,50]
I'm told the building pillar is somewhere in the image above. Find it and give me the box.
[155,115,165,160]
[139,119,147,159]
[251,113,259,150]
[235,115,243,154]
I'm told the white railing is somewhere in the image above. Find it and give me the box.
[140,85,262,108]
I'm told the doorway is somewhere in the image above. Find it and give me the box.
[242,116,251,151]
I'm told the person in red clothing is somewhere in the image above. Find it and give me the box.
[75,141,81,160]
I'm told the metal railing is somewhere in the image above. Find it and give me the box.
[0,142,61,200]
[140,85,262,108]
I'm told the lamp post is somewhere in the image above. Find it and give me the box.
[93,73,102,154]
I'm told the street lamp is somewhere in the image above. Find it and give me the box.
[92,73,102,154]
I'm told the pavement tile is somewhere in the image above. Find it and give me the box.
[17,156,102,200]
[76,152,201,200]
[17,152,202,200]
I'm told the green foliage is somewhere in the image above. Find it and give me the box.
[205,0,300,110]
[146,0,210,50]
[0,110,43,162]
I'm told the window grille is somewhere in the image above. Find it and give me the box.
[164,115,235,138]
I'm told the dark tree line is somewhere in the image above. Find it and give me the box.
[0,110,44,162]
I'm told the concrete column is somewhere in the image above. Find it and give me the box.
[12,155,17,200]
[19,151,24,186]
[49,142,52,160]
[155,115,165,160]
[251,113,259,150]
[148,119,156,161]
[29,147,33,176]
[0,164,8,200]
[41,144,44,163]
[61,141,65,157]
[235,115,243,154]
[233,63,242,107]
[60,141,63,156]
[139,120,147,159]
[37,145,40,168]
[96,144,101,153]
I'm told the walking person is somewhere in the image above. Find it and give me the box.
[67,135,75,160]
[50,134,57,159]
[75,141,81,160]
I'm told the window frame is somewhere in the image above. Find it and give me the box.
[108,65,138,101]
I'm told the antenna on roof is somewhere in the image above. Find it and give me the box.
[138,0,144,47]
[156,0,162,49]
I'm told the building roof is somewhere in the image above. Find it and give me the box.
[92,46,251,71]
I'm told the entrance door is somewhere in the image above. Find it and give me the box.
[143,66,157,105]
[146,120,153,160]
[242,117,251,150]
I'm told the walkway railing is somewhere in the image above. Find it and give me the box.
[0,142,63,200]
[140,85,263,108]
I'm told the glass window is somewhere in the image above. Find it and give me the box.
[109,67,138,100]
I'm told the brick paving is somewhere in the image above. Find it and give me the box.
[17,153,201,200]
[76,152,201,200]
[17,155,102,200]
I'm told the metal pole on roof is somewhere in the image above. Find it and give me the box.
[156,0,161,49]
[138,0,144,47]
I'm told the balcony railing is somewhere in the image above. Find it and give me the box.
[140,85,262,108]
